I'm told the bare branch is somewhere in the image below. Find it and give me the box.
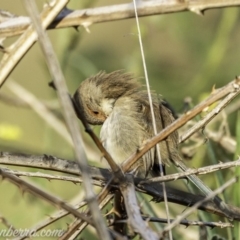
[0,213,16,230]
[72,95,124,177]
[1,167,104,186]
[139,181,240,220]
[179,88,240,143]
[6,80,73,146]
[23,0,110,239]
[0,0,69,88]
[141,158,240,184]
[14,194,114,240]
[0,168,93,225]
[0,152,112,180]
[120,216,233,228]
[2,152,240,220]
[161,177,238,237]
[205,128,236,153]
[2,154,240,192]
[1,1,240,38]
[0,92,59,109]
[120,174,158,240]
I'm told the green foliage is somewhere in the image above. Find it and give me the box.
[233,111,240,239]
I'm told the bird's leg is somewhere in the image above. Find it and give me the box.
[113,190,127,234]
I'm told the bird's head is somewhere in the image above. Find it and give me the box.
[73,70,141,125]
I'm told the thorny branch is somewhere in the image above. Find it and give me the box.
[161,177,238,238]
[179,88,240,143]
[1,0,240,38]
[0,0,70,88]
[115,216,233,228]
[0,168,93,225]
[23,0,111,239]
[1,152,240,220]
[1,153,240,189]
[13,194,114,240]
[141,158,240,184]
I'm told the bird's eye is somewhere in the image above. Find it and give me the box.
[139,104,146,112]
[92,111,99,115]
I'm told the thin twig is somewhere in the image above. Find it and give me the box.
[1,167,104,186]
[161,177,238,237]
[140,158,240,184]
[205,128,236,153]
[0,92,59,109]
[23,1,110,239]
[139,181,240,220]
[0,168,93,225]
[1,1,240,38]
[60,178,115,239]
[13,194,114,240]
[0,0,69,88]
[115,216,234,228]
[132,1,172,238]
[6,80,73,146]
[0,213,16,230]
[72,96,124,176]
[179,89,240,143]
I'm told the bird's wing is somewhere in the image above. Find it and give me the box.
[139,97,179,177]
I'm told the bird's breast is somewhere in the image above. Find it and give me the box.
[100,107,145,164]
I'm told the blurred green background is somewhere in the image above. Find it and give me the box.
[0,1,240,239]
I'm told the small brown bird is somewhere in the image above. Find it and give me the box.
[73,70,231,217]
[73,70,179,177]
